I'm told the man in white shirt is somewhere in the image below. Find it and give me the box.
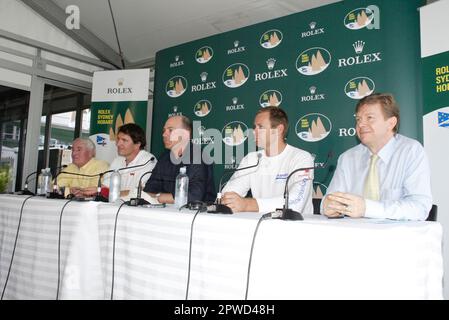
[323,93,432,220]
[103,123,156,198]
[221,106,314,214]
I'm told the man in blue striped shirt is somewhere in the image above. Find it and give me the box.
[323,93,432,220]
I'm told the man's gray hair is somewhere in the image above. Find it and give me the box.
[73,137,96,155]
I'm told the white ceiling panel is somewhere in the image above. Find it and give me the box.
[49,0,341,64]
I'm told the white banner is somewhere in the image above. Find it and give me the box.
[90,68,150,162]
[420,0,449,300]
[91,69,149,102]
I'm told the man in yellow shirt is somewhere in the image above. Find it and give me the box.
[57,138,109,197]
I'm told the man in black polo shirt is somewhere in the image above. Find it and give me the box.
[144,115,215,204]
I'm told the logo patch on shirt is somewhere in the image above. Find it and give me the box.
[276,169,312,182]
[438,112,449,128]
[275,173,289,180]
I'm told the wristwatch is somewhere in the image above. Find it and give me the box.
[155,192,161,199]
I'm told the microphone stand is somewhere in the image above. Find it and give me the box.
[45,171,101,200]
[274,166,315,221]
[95,156,156,203]
[274,151,333,220]
[93,171,110,202]
[16,171,37,195]
[207,153,262,214]
[127,170,153,206]
[17,164,69,196]
[47,165,68,199]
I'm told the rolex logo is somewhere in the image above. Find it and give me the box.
[108,78,132,94]
[192,72,216,92]
[228,40,245,55]
[226,97,244,112]
[309,86,317,94]
[170,55,184,67]
[200,72,208,82]
[301,22,324,38]
[168,105,183,117]
[266,58,276,70]
[255,58,287,81]
[338,41,381,68]
[353,40,365,54]
[301,86,325,103]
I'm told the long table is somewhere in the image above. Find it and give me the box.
[0,195,443,299]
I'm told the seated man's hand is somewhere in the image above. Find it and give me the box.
[70,187,83,197]
[148,192,174,204]
[325,192,366,218]
[221,192,258,213]
[322,195,344,218]
[81,186,98,197]
[120,190,130,197]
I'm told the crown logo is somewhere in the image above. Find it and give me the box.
[175,55,179,62]
[200,72,208,82]
[117,78,124,86]
[173,106,178,112]
[353,40,365,54]
[234,40,239,47]
[309,86,317,94]
[232,97,238,105]
[309,21,317,30]
[266,58,276,70]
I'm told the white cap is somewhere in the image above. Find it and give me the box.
[180,166,186,174]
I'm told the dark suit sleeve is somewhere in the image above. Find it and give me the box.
[186,164,208,202]
[143,161,163,193]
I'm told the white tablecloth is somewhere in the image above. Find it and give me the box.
[0,195,103,299]
[0,195,444,299]
[249,217,444,299]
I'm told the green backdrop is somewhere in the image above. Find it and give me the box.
[152,0,424,195]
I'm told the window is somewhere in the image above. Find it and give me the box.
[0,85,30,192]
[38,84,91,176]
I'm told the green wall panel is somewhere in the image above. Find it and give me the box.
[152,0,424,193]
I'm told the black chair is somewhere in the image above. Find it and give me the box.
[313,198,322,215]
[426,204,438,222]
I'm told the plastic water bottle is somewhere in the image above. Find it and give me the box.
[175,166,189,209]
[38,168,52,196]
[109,170,121,203]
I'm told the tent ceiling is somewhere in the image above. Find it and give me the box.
[27,0,341,67]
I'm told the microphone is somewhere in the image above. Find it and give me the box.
[273,151,334,220]
[45,170,101,200]
[16,164,67,196]
[47,165,69,199]
[96,156,156,203]
[273,166,314,220]
[207,152,262,214]
[126,170,153,206]
[16,171,38,195]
